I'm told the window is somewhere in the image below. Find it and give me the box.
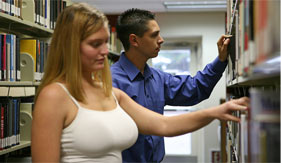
[152,48,192,155]
[152,49,191,75]
[164,110,192,155]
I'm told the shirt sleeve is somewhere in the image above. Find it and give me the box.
[164,57,227,106]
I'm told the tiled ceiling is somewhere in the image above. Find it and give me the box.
[71,0,227,14]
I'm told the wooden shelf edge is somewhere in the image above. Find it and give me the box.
[0,12,53,37]
[227,55,280,87]
[0,81,40,86]
[0,141,31,156]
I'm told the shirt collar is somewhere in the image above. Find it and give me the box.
[119,52,153,81]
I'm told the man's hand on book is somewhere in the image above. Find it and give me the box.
[217,34,232,62]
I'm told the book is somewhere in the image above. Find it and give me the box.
[0,34,2,81]
[240,114,248,163]
[46,0,50,28]
[6,34,11,81]
[18,0,22,18]
[40,40,44,73]
[254,0,280,64]
[0,101,5,149]
[0,97,9,149]
[0,103,2,150]
[35,39,40,80]
[10,34,14,81]
[8,98,13,147]
[15,98,20,145]
[249,88,280,162]
[20,39,37,73]
[2,34,6,81]
[16,36,20,81]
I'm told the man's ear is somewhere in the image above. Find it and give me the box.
[129,34,138,47]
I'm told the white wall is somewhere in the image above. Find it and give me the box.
[155,12,226,163]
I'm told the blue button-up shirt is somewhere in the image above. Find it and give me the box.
[110,52,227,163]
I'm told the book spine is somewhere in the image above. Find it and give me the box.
[0,103,2,150]
[12,99,17,146]
[16,98,20,145]
[40,41,44,74]
[10,34,14,82]
[16,36,20,81]
[6,34,10,81]
[35,39,40,80]
[4,99,8,148]
[2,34,6,81]
[8,98,13,147]
[1,102,5,149]
[0,34,2,81]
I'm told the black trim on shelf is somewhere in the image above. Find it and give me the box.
[108,51,120,63]
[109,51,120,56]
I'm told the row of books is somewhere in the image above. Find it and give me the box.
[20,38,49,81]
[225,90,247,163]
[247,88,280,162]
[0,33,49,82]
[34,0,67,29]
[0,33,20,82]
[108,26,122,65]
[108,26,123,55]
[0,97,33,151]
[0,0,67,29]
[225,87,280,163]
[0,0,21,18]
[0,97,20,150]
[226,0,280,81]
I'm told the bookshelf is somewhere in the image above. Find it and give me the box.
[108,51,121,65]
[222,0,280,163]
[107,14,122,65]
[108,28,122,65]
[0,0,68,159]
[0,12,52,38]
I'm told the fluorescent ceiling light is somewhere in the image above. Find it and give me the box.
[165,5,226,9]
[163,1,227,10]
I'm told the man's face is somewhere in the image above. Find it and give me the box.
[136,20,164,59]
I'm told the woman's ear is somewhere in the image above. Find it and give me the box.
[129,34,138,47]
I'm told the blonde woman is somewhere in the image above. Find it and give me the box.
[31,3,249,163]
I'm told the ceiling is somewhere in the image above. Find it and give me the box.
[71,0,227,14]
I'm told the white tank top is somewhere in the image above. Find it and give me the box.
[57,83,138,163]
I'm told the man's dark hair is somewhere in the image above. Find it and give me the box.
[116,8,155,51]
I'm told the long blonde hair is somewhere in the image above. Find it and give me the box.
[36,3,112,103]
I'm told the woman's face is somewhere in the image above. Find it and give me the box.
[80,25,109,73]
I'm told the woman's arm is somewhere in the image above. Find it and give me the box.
[31,84,69,162]
[114,88,249,137]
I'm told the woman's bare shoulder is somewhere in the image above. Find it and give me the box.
[37,83,68,101]
[112,87,131,103]
[35,83,73,112]
[33,83,70,132]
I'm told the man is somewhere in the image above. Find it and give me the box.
[110,8,230,163]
